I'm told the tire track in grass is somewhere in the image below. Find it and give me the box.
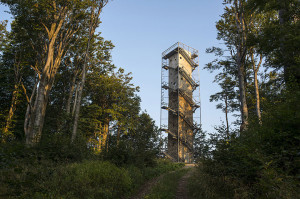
[175,165,195,199]
[130,171,174,199]
[143,166,192,199]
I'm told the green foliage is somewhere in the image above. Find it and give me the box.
[80,67,140,140]
[42,161,132,199]
[0,1,176,199]
[189,164,238,199]
[1,160,132,199]
[248,0,300,84]
[103,112,160,167]
[193,1,300,197]
[0,143,183,199]
[191,88,300,198]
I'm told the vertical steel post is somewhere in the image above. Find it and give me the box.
[176,42,179,162]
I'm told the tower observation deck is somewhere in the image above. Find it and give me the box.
[160,42,201,163]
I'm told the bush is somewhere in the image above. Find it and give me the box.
[190,89,300,199]
[189,163,248,199]
[0,152,183,199]
[0,131,183,199]
[40,161,132,199]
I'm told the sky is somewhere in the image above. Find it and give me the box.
[0,1,231,133]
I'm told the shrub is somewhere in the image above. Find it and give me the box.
[42,161,132,199]
[1,139,183,199]
[190,90,300,199]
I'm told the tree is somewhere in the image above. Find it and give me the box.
[205,47,241,135]
[82,67,140,153]
[210,0,270,130]
[210,1,250,131]
[128,112,160,166]
[104,112,160,167]
[193,127,210,159]
[191,1,300,198]
[0,19,36,142]
[1,0,105,145]
[210,74,239,136]
[205,47,240,135]
[2,45,23,139]
[71,0,109,142]
[0,20,13,142]
[43,29,114,137]
[232,0,249,131]
[248,0,300,85]
[249,48,262,122]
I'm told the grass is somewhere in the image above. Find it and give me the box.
[188,164,235,199]
[127,159,185,197]
[144,167,190,199]
[0,156,184,199]
[188,163,300,199]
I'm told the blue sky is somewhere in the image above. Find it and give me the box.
[0,1,232,133]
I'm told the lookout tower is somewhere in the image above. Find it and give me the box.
[160,42,201,163]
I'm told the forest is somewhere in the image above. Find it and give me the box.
[0,0,299,199]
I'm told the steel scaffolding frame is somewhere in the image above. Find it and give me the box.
[160,42,201,162]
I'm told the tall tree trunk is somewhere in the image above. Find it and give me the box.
[72,83,79,116]
[116,123,121,146]
[225,95,229,138]
[24,78,38,139]
[24,17,66,145]
[237,63,248,131]
[3,54,23,141]
[234,0,249,131]
[23,1,81,145]
[25,77,48,144]
[253,70,261,121]
[71,6,103,142]
[250,50,262,123]
[105,119,110,153]
[66,69,78,115]
[3,84,20,141]
[71,66,87,142]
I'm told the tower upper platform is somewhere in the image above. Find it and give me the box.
[162,42,199,70]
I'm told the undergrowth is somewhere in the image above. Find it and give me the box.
[189,89,300,199]
[0,143,183,199]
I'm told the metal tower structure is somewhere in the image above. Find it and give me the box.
[160,42,201,163]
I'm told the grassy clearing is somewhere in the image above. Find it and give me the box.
[144,168,190,199]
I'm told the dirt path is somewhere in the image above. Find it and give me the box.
[175,165,195,199]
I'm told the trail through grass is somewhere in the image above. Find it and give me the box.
[144,168,190,199]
